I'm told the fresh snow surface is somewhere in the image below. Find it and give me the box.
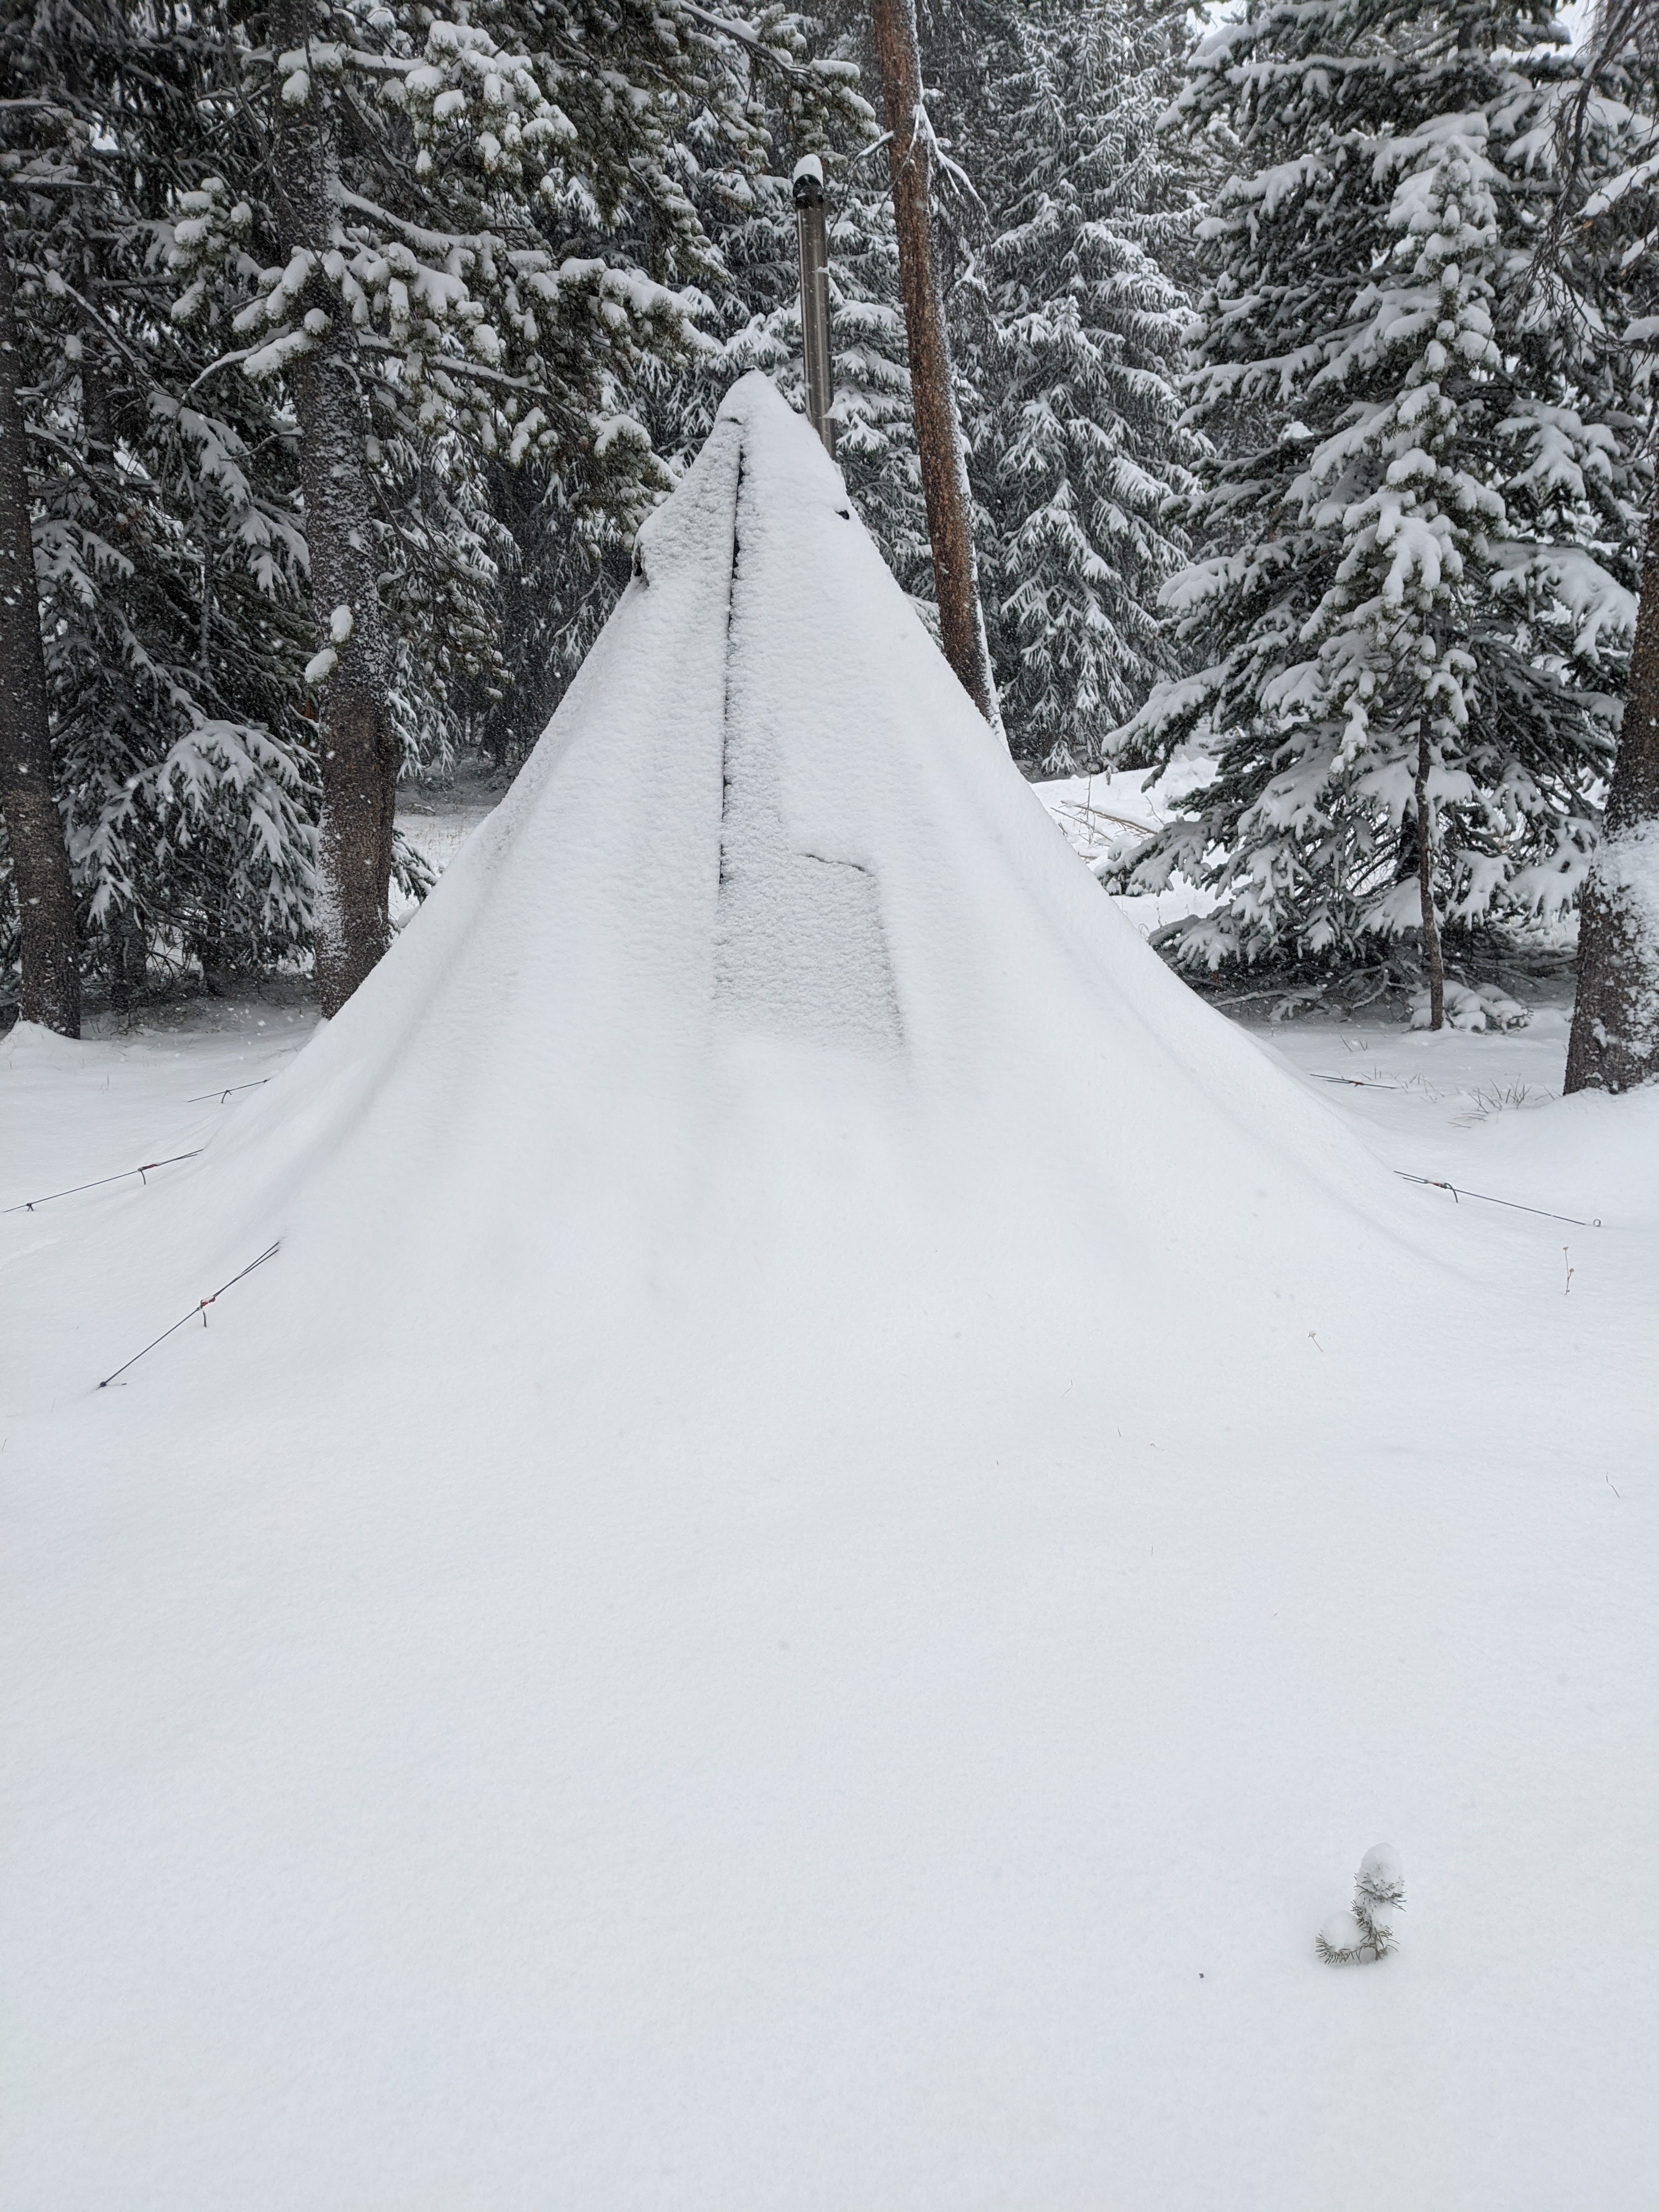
[392,758,509,926]
[4,377,1656,2211]
[1035,763,1218,937]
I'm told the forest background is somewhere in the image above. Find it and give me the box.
[4,0,1659,1077]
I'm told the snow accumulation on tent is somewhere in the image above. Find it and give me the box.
[4,375,1657,2209]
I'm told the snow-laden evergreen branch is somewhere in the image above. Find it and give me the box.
[1108,0,1654,981]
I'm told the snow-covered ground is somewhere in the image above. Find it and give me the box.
[0,988,1616,1279]
[5,979,1653,2209]
[1035,760,1219,937]
[4,383,1655,2211]
[393,755,512,926]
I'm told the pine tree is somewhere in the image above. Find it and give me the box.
[2,0,317,1018]
[1114,0,1648,1005]
[972,0,1199,774]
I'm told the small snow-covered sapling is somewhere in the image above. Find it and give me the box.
[1317,1844,1405,1965]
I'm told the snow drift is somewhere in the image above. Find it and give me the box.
[5,377,1656,2212]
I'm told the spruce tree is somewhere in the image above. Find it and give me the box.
[973,0,1199,774]
[1115,0,1648,1004]
[2,0,315,1018]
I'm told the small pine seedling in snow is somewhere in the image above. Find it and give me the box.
[1317,1845,1405,1966]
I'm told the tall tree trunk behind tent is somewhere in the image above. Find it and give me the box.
[1414,734,1444,1032]
[868,0,1002,740]
[0,217,79,1037]
[270,0,399,1015]
[1566,496,1659,1091]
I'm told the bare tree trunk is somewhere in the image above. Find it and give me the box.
[0,216,79,1036]
[1566,495,1659,1092]
[868,0,1002,740]
[270,0,399,1016]
[1414,732,1444,1032]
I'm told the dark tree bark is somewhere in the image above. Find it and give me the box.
[1566,497,1659,1092]
[0,215,80,1036]
[868,0,1002,739]
[1413,733,1444,1032]
[270,0,399,1016]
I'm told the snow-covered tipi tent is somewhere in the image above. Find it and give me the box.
[7,377,1654,2211]
[120,371,1404,1381]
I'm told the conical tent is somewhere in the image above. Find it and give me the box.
[6,376,1654,2212]
[134,370,1403,1371]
